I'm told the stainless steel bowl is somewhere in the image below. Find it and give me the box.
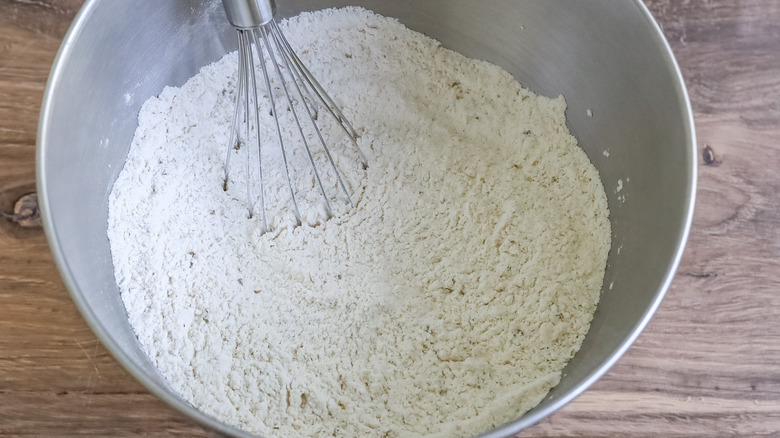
[37,1,696,436]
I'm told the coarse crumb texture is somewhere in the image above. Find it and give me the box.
[108,7,610,438]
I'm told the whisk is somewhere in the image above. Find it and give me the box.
[220,0,367,231]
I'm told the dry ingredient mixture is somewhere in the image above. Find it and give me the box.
[108,7,610,438]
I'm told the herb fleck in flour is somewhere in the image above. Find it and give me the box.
[108,7,610,438]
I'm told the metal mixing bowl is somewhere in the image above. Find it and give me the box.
[37,0,696,436]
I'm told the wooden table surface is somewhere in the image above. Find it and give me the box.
[2,0,779,436]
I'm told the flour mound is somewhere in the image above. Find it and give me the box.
[108,7,610,438]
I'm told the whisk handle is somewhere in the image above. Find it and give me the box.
[221,0,276,29]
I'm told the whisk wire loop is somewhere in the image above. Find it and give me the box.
[259,25,335,219]
[271,21,367,167]
[267,24,354,208]
[252,31,302,226]
[223,33,245,192]
[221,0,368,230]
[243,29,268,232]
[241,33,253,219]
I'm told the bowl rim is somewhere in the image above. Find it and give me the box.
[36,1,697,436]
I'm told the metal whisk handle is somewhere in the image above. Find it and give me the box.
[221,0,276,29]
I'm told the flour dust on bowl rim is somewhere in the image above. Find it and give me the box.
[37,1,696,436]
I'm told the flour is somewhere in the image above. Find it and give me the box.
[108,7,611,438]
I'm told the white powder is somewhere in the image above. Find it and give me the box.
[108,7,610,438]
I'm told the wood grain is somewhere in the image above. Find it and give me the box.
[1,0,779,436]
